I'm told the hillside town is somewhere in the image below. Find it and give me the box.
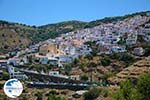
[0,12,150,100]
[0,13,150,79]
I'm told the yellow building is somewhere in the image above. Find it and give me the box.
[39,43,58,55]
[39,43,64,56]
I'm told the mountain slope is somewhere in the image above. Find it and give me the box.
[0,21,37,53]
[0,11,149,54]
[0,20,87,53]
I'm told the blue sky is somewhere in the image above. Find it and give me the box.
[0,0,150,26]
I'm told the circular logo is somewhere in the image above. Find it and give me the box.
[3,79,23,98]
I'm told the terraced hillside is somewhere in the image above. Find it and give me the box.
[109,56,150,84]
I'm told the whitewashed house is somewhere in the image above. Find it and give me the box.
[126,33,137,45]
[0,60,7,68]
[111,46,126,53]
[48,57,58,66]
[133,47,144,56]
[144,34,150,42]
[58,55,73,65]
[8,66,28,80]
[7,58,19,66]
[49,71,68,78]
[39,57,49,64]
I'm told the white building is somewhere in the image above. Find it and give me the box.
[145,23,150,28]
[65,46,77,55]
[39,57,49,64]
[8,66,27,80]
[7,58,19,66]
[0,60,7,68]
[126,37,137,45]
[58,55,73,65]
[144,34,150,42]
[111,46,126,53]
[49,71,68,78]
[69,75,80,81]
[133,47,144,56]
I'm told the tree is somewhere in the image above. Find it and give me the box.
[109,53,121,60]
[137,73,150,100]
[101,72,113,86]
[113,80,138,100]
[35,92,43,100]
[80,75,89,81]
[63,64,72,75]
[22,95,28,100]
[113,91,124,100]
[47,94,57,100]
[27,56,33,63]
[120,53,135,64]
[46,90,57,96]
[72,58,79,66]
[47,95,66,100]
[2,72,9,80]
[0,83,3,89]
[101,57,111,66]
[101,89,109,97]
[0,94,7,100]
[110,53,135,65]
[144,45,150,56]
[85,54,93,60]
[114,73,150,100]
[83,88,101,100]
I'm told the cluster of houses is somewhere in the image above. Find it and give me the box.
[0,53,82,81]
[42,15,149,55]
[0,14,150,81]
[0,56,28,80]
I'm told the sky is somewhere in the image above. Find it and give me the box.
[0,0,150,26]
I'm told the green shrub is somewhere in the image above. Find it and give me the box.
[35,92,43,100]
[2,71,9,80]
[47,94,67,100]
[0,83,3,89]
[101,57,111,66]
[101,89,109,97]
[113,80,138,100]
[137,73,150,100]
[63,64,72,75]
[120,53,135,64]
[114,73,150,100]
[144,45,150,56]
[84,54,93,60]
[80,75,89,81]
[110,53,135,67]
[83,88,101,100]
[46,90,58,96]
